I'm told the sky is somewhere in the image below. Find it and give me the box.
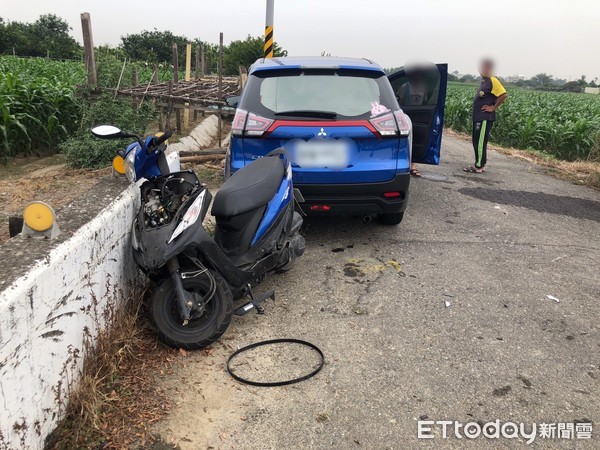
[2,0,599,80]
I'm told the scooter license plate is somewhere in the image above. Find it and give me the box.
[294,140,349,169]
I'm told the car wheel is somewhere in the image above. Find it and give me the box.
[377,212,404,225]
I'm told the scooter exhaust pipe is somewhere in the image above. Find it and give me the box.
[363,215,372,224]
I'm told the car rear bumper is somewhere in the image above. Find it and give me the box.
[296,173,410,215]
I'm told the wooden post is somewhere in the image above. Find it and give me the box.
[152,64,159,84]
[80,13,97,85]
[218,32,223,147]
[166,80,174,130]
[132,65,139,85]
[131,65,139,108]
[154,64,163,130]
[172,43,181,133]
[194,45,200,121]
[195,44,201,79]
[201,44,206,76]
[184,43,192,129]
[239,66,248,89]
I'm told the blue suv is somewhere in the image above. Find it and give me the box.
[226,57,447,225]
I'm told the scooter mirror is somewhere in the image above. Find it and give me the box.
[91,125,124,139]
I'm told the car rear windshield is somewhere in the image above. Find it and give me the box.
[240,68,398,120]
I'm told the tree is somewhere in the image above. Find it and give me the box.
[121,29,189,64]
[561,81,582,93]
[33,14,80,58]
[223,35,286,76]
[459,74,477,83]
[530,73,553,87]
[0,14,80,58]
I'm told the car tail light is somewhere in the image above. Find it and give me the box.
[231,110,274,137]
[245,112,274,136]
[309,205,331,211]
[384,191,401,198]
[370,112,398,136]
[394,109,411,136]
[231,109,248,136]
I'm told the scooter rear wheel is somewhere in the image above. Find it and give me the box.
[148,271,233,350]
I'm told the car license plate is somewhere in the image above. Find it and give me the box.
[294,140,349,169]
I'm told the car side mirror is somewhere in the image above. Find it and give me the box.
[225,96,241,108]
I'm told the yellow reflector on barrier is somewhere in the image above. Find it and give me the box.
[113,155,126,175]
[23,202,54,232]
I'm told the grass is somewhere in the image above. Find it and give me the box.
[45,291,177,449]
[0,56,84,159]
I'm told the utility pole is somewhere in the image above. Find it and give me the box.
[264,0,274,58]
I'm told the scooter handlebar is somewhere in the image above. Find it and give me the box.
[153,130,173,147]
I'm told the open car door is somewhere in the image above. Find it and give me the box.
[388,63,448,165]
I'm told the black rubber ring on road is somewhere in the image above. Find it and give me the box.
[227,338,324,387]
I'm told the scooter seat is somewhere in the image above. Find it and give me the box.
[212,156,285,217]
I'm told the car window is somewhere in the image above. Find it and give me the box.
[241,69,398,120]
[389,68,441,107]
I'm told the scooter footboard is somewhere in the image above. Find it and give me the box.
[193,236,252,288]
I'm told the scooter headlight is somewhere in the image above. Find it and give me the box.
[168,190,207,244]
[125,149,137,182]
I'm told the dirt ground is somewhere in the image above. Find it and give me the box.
[445,129,600,190]
[0,119,229,244]
[147,133,599,449]
[0,155,107,243]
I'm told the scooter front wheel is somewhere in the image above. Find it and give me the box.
[148,271,233,350]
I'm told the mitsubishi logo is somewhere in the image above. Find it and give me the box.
[317,128,327,137]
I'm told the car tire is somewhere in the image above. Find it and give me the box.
[377,212,404,225]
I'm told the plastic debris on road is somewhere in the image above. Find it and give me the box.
[546,295,560,303]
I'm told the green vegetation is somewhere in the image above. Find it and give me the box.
[0,54,170,163]
[0,14,81,59]
[223,35,287,76]
[121,31,286,76]
[0,14,287,166]
[60,94,155,169]
[445,83,600,161]
[3,12,597,166]
[0,56,84,159]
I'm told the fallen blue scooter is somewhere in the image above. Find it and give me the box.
[91,125,305,349]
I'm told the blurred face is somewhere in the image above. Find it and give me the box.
[479,61,493,78]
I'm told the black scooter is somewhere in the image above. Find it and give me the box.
[92,125,305,349]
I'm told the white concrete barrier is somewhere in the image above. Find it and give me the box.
[0,182,142,449]
[167,114,219,154]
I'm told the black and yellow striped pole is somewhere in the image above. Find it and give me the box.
[264,0,274,58]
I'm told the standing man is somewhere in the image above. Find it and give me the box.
[464,59,508,173]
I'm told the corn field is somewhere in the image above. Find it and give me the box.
[0,56,85,159]
[445,82,600,161]
[0,55,176,161]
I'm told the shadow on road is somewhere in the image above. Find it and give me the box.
[458,188,600,222]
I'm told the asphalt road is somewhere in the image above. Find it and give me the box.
[152,134,599,449]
